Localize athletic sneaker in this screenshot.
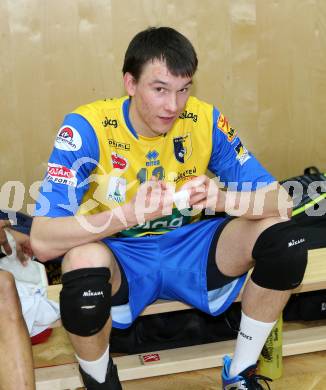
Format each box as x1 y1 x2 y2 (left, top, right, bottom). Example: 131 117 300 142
79 356 122 390
222 355 272 389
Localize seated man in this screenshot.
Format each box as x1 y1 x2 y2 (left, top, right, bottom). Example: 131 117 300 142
0 215 35 390
31 27 308 390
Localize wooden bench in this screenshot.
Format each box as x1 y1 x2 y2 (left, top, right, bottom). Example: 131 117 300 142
35 248 326 390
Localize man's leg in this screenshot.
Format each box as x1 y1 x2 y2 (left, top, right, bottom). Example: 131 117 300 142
61 242 123 389
0 271 35 390
216 217 307 380
217 217 292 320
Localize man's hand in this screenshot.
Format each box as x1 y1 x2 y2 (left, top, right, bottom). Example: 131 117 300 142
179 175 225 212
0 220 33 264
123 175 225 225
10 230 33 265
0 219 13 256
125 176 174 225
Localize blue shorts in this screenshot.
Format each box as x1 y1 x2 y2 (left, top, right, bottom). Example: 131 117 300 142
103 217 247 329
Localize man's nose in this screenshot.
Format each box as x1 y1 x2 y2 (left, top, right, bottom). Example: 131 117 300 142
164 94 177 113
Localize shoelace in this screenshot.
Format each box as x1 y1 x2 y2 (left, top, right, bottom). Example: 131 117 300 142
247 373 272 390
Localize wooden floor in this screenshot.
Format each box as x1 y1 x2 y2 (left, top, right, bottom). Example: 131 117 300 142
111 351 326 389
33 323 326 390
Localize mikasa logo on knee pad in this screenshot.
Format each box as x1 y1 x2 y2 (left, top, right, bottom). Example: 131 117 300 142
83 290 104 297
288 238 305 247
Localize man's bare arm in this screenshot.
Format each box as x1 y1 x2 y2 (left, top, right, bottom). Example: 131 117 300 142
182 176 293 220
31 178 182 261
0 220 12 255
222 182 293 219
30 205 138 261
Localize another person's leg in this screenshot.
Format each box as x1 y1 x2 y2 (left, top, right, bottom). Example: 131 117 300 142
216 217 307 387
60 242 123 389
0 271 35 390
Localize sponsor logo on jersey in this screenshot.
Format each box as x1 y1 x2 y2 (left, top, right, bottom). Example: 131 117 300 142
174 166 197 183
108 139 130 151
145 150 160 167
102 117 118 128
121 207 196 237
124 210 191 236
111 152 128 170
138 216 185 230
217 113 237 142
46 163 77 187
139 353 161 364
173 133 192 163
107 176 126 203
234 142 251 166
55 126 82 151
179 110 198 123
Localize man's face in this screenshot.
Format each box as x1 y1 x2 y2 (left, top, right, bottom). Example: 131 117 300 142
125 60 192 137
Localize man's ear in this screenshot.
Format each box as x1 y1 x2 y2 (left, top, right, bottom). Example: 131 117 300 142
123 72 136 97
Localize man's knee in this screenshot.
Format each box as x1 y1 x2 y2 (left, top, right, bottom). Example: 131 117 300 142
62 242 116 273
60 267 112 336
251 219 308 290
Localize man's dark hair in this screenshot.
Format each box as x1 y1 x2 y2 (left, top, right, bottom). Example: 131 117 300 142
122 27 198 81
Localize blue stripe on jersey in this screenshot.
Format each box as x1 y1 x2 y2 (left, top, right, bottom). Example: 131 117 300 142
34 113 99 217
122 98 138 139
208 108 275 190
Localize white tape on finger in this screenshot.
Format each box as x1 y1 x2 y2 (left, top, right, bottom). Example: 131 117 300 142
173 190 190 210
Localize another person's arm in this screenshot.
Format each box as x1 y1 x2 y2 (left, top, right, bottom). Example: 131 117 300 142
0 219 12 256
0 219 33 263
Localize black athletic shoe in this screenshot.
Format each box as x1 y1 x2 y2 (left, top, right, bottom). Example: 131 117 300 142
222 355 272 389
79 356 122 390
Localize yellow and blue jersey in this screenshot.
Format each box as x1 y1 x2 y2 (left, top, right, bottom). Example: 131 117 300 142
35 95 275 237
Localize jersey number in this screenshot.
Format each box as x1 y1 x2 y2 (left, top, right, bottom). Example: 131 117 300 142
137 167 165 183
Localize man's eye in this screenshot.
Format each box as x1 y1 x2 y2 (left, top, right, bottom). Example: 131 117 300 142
179 88 188 93
155 87 165 92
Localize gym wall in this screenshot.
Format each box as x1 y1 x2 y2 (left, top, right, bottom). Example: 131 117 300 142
0 0 325 212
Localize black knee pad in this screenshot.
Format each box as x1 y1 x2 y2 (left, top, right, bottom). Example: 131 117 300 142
251 220 308 290
60 267 111 337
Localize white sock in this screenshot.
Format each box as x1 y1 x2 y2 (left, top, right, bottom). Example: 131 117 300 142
76 344 110 384
229 311 276 377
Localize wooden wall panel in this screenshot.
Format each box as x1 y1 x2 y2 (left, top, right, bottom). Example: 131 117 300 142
0 0 325 211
